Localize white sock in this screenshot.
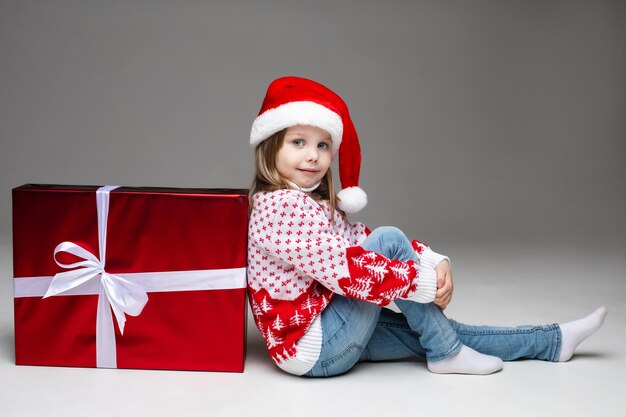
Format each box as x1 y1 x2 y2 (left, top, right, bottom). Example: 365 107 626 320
558 306 608 362
427 345 503 375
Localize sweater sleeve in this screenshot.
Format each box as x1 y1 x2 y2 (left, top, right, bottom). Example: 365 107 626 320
264 194 437 305
411 239 451 269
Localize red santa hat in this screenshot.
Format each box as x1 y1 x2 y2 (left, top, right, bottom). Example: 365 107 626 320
250 76 367 213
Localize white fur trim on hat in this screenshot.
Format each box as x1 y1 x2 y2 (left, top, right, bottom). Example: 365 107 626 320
337 186 368 214
250 101 343 155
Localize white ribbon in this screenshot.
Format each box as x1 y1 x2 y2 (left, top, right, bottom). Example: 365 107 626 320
14 269 246 298
42 186 147 368
14 185 245 369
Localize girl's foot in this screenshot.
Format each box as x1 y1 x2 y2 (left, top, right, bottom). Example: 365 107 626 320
558 306 608 362
427 345 503 375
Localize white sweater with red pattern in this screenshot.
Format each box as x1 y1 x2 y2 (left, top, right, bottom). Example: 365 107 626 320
247 189 449 375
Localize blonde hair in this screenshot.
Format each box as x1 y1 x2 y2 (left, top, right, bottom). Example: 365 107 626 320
248 128 346 223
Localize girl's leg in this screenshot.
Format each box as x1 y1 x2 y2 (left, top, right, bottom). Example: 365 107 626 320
362 307 607 363
361 227 502 374
449 319 561 361
361 309 561 362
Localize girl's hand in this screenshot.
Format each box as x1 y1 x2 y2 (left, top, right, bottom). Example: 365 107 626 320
434 259 453 310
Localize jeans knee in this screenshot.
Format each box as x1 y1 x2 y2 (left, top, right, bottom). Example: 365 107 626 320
370 226 408 243
364 227 413 261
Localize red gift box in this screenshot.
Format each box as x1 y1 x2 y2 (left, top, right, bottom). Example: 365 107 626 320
13 184 248 372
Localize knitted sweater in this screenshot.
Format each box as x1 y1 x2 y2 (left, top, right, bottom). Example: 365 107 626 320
247 189 449 375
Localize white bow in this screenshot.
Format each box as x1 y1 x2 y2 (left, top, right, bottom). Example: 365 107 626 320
45 241 148 335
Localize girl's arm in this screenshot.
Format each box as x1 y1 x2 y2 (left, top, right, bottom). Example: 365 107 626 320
412 239 453 309
434 259 453 309
351 222 454 309
259 193 439 306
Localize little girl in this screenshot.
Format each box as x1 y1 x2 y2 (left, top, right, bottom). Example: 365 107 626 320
247 76 607 377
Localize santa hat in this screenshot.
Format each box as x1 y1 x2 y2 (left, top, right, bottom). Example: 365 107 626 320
250 76 367 213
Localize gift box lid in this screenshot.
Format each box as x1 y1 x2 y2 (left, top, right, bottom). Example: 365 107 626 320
14 183 248 196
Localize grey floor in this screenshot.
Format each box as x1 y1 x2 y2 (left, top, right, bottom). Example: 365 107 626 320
0 241 623 417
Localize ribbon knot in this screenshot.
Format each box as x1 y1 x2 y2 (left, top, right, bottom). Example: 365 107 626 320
44 241 148 335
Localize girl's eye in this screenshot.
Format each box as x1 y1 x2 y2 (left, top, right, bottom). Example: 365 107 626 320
318 142 330 150
292 139 304 146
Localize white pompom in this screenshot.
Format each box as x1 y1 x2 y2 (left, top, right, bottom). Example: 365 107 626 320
337 186 368 213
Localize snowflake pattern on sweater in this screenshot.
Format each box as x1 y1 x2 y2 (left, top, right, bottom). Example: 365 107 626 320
247 189 436 366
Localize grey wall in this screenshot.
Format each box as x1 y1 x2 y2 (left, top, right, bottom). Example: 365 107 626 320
1 0 624 250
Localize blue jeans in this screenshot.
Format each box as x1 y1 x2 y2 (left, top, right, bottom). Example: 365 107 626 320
303 227 562 377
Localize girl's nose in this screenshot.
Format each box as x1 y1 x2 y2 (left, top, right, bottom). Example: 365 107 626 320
305 147 318 162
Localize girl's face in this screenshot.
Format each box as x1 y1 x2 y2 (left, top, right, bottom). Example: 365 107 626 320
276 124 333 189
